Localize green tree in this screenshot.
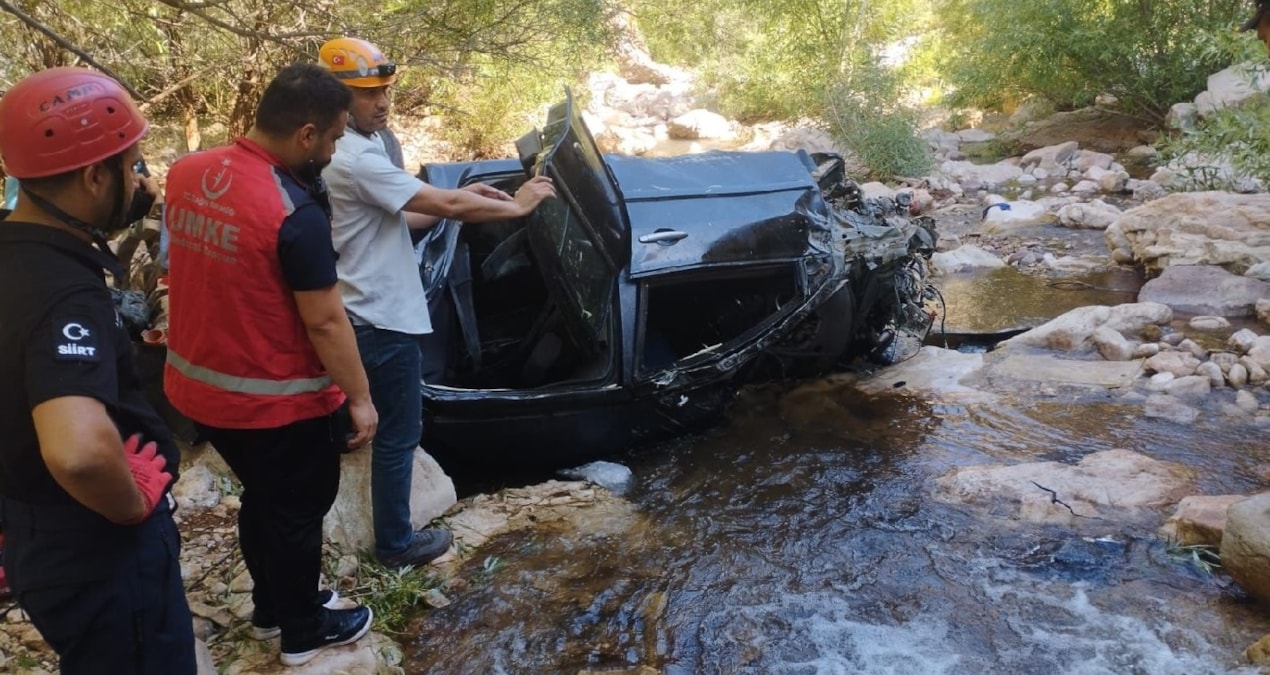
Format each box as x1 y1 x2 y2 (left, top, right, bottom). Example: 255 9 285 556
933 0 1248 122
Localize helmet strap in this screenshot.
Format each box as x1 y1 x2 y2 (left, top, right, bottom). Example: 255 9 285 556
20 167 127 280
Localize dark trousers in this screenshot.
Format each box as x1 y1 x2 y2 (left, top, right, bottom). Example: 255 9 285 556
199 413 340 634
3 499 196 675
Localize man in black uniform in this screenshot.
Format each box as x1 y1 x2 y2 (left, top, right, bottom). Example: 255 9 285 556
0 67 196 674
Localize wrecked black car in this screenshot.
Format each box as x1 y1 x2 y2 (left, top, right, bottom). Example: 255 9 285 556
412 89 937 469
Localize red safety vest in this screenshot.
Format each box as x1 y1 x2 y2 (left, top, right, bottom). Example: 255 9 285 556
162 138 344 429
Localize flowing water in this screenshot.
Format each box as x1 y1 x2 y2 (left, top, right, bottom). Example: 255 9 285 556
403 268 1269 675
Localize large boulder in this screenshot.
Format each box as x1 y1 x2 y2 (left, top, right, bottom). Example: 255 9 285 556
1221 492 1270 606
1107 192 1270 274
324 447 457 554
930 245 1006 274
1138 264 1270 317
1159 495 1246 547
934 448 1193 524
1003 303 1172 352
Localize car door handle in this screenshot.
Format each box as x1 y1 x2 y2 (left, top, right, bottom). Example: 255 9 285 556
638 230 689 245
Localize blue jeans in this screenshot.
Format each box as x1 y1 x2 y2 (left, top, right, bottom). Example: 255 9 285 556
353 325 424 558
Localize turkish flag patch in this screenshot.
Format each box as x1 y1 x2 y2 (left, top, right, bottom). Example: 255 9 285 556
331 55 346 65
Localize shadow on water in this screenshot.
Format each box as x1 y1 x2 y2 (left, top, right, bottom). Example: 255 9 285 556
405 378 1269 674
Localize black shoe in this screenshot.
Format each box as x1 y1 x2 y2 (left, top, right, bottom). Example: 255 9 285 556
251 589 340 640
378 528 454 569
280 605 373 666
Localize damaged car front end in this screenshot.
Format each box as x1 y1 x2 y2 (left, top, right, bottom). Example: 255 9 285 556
414 89 936 470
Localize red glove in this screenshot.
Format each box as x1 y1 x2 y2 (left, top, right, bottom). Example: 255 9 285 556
121 433 173 525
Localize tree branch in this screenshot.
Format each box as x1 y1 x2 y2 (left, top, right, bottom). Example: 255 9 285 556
0 0 142 99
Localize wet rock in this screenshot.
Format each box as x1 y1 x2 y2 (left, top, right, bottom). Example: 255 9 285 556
1230 364 1250 388
1139 265 1270 317
986 353 1142 389
1237 389 1260 412
930 245 1006 274
1144 394 1199 424
558 460 634 495
1221 492 1270 606
1164 375 1212 398
1259 298 1270 325
856 346 987 398
324 446 457 553
934 448 1193 524
1160 495 1246 547
1243 356 1269 384
1246 262 1270 281
1132 343 1160 359
1195 362 1226 388
1227 329 1264 355
1005 303 1171 353
1177 338 1208 360
1160 331 1186 346
1092 326 1134 361
1056 199 1121 230
1248 336 1270 371
1189 316 1232 332
1211 352 1240 372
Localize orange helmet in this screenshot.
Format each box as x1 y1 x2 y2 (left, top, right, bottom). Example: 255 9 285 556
318 38 397 88
0 67 147 179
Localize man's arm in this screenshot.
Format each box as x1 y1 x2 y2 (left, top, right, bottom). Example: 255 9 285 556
32 397 148 523
293 286 377 448
402 175 556 222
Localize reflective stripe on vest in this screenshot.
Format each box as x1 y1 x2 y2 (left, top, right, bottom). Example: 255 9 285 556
166 349 333 396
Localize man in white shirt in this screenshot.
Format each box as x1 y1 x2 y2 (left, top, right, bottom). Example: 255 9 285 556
319 37 555 569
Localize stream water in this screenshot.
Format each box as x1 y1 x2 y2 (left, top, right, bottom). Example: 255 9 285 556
403 268 1269 674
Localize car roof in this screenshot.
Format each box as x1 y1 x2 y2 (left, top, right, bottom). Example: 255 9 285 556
604 150 830 277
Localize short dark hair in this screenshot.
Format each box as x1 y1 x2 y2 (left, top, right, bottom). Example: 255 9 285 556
254 64 351 137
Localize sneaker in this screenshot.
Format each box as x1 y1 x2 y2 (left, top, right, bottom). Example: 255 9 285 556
377 528 453 569
280 605 373 667
250 589 340 640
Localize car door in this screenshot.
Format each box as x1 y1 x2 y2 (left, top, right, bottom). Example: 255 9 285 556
522 87 630 360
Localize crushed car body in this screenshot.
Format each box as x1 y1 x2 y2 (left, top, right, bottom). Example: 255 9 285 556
412 89 936 470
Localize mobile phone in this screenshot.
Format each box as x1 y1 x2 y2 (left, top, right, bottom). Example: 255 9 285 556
332 400 356 451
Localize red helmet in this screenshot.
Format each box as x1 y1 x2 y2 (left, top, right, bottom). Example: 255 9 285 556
0 67 148 179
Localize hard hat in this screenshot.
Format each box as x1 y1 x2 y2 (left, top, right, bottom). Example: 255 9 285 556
318 38 398 88
0 67 148 179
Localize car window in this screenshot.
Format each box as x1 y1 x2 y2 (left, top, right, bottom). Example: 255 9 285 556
529 190 614 347
639 266 800 375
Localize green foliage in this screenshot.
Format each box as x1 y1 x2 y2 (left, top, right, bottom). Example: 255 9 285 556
346 559 442 635
1166 543 1222 574
1159 78 1270 190
631 0 932 176
934 0 1250 122
826 70 932 179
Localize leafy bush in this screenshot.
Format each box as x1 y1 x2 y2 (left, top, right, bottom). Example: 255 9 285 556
1159 84 1270 191
934 0 1249 122
825 71 932 179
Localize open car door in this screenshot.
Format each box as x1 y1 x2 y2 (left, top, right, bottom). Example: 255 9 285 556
523 88 630 358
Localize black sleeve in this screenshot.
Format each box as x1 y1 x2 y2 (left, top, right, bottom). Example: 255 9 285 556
25 286 121 410
277 203 340 291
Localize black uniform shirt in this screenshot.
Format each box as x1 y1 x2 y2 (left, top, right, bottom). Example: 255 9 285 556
0 222 180 506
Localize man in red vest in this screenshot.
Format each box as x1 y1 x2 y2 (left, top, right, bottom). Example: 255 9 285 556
0 67 195 674
163 64 378 667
